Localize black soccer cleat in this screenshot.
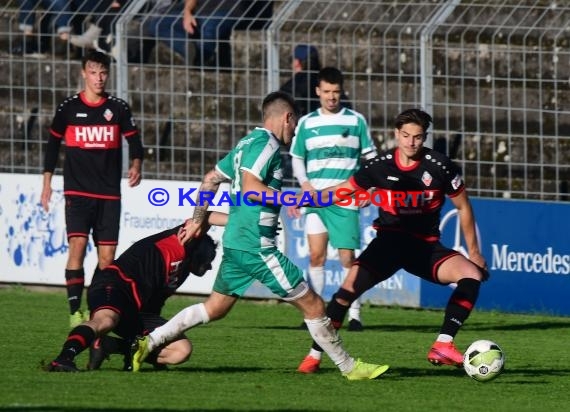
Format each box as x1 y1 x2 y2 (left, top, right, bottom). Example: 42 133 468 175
46 359 79 372
347 318 364 332
87 338 109 370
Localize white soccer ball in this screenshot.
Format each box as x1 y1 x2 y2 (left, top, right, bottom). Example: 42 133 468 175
463 339 505 382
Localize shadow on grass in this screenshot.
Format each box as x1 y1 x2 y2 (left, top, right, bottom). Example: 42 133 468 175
257 319 570 334
0 408 318 412
384 366 465 379
137 365 264 374
257 324 444 333
466 320 570 332
385 365 570 381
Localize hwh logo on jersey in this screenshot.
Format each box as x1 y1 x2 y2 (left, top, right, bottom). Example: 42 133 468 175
75 126 114 142
67 125 120 148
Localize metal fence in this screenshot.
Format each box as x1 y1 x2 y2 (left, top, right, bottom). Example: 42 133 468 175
0 0 569 201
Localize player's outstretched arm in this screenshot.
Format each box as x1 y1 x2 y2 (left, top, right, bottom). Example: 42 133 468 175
178 211 228 245
313 179 357 205
241 171 317 209
207 211 228 227
241 170 277 202
451 190 486 269
179 168 227 245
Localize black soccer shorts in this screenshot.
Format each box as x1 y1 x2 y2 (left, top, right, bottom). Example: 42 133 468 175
65 195 121 245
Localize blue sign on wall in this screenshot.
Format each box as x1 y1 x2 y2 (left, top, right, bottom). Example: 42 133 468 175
422 198 570 316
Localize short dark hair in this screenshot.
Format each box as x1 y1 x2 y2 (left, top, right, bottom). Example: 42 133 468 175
187 234 217 277
394 108 433 134
317 67 344 88
262 91 296 119
82 50 111 70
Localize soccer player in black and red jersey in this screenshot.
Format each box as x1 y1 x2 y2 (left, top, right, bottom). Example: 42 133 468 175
45 212 226 372
40 50 144 328
296 108 489 373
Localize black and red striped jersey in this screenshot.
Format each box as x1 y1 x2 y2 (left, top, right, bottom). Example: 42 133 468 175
350 147 464 240
109 225 198 313
44 91 143 198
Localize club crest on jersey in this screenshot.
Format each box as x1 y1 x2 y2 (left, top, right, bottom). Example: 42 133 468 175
103 108 114 121
421 171 433 186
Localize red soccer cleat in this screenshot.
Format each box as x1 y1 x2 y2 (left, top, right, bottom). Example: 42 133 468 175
297 355 321 374
427 341 463 367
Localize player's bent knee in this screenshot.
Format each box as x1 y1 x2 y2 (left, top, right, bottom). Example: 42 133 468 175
476 265 491 281
89 308 120 333
461 266 489 283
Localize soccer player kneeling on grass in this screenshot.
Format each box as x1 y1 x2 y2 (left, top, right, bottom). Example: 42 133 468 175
45 212 225 372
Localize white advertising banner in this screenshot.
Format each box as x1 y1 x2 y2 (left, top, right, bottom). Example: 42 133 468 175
1 173 96 285
0 173 228 294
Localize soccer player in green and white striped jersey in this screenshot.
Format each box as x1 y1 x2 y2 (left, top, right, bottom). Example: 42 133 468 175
290 68 377 357
131 91 389 380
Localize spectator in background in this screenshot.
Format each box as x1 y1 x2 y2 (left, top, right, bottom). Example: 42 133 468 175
278 45 321 180
69 1 131 55
280 45 352 117
13 0 74 57
144 0 244 68
280 44 322 117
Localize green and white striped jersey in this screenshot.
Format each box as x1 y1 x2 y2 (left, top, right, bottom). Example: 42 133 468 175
216 127 283 251
290 107 375 190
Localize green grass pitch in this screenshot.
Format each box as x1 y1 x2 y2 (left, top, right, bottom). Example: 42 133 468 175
1 286 569 411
